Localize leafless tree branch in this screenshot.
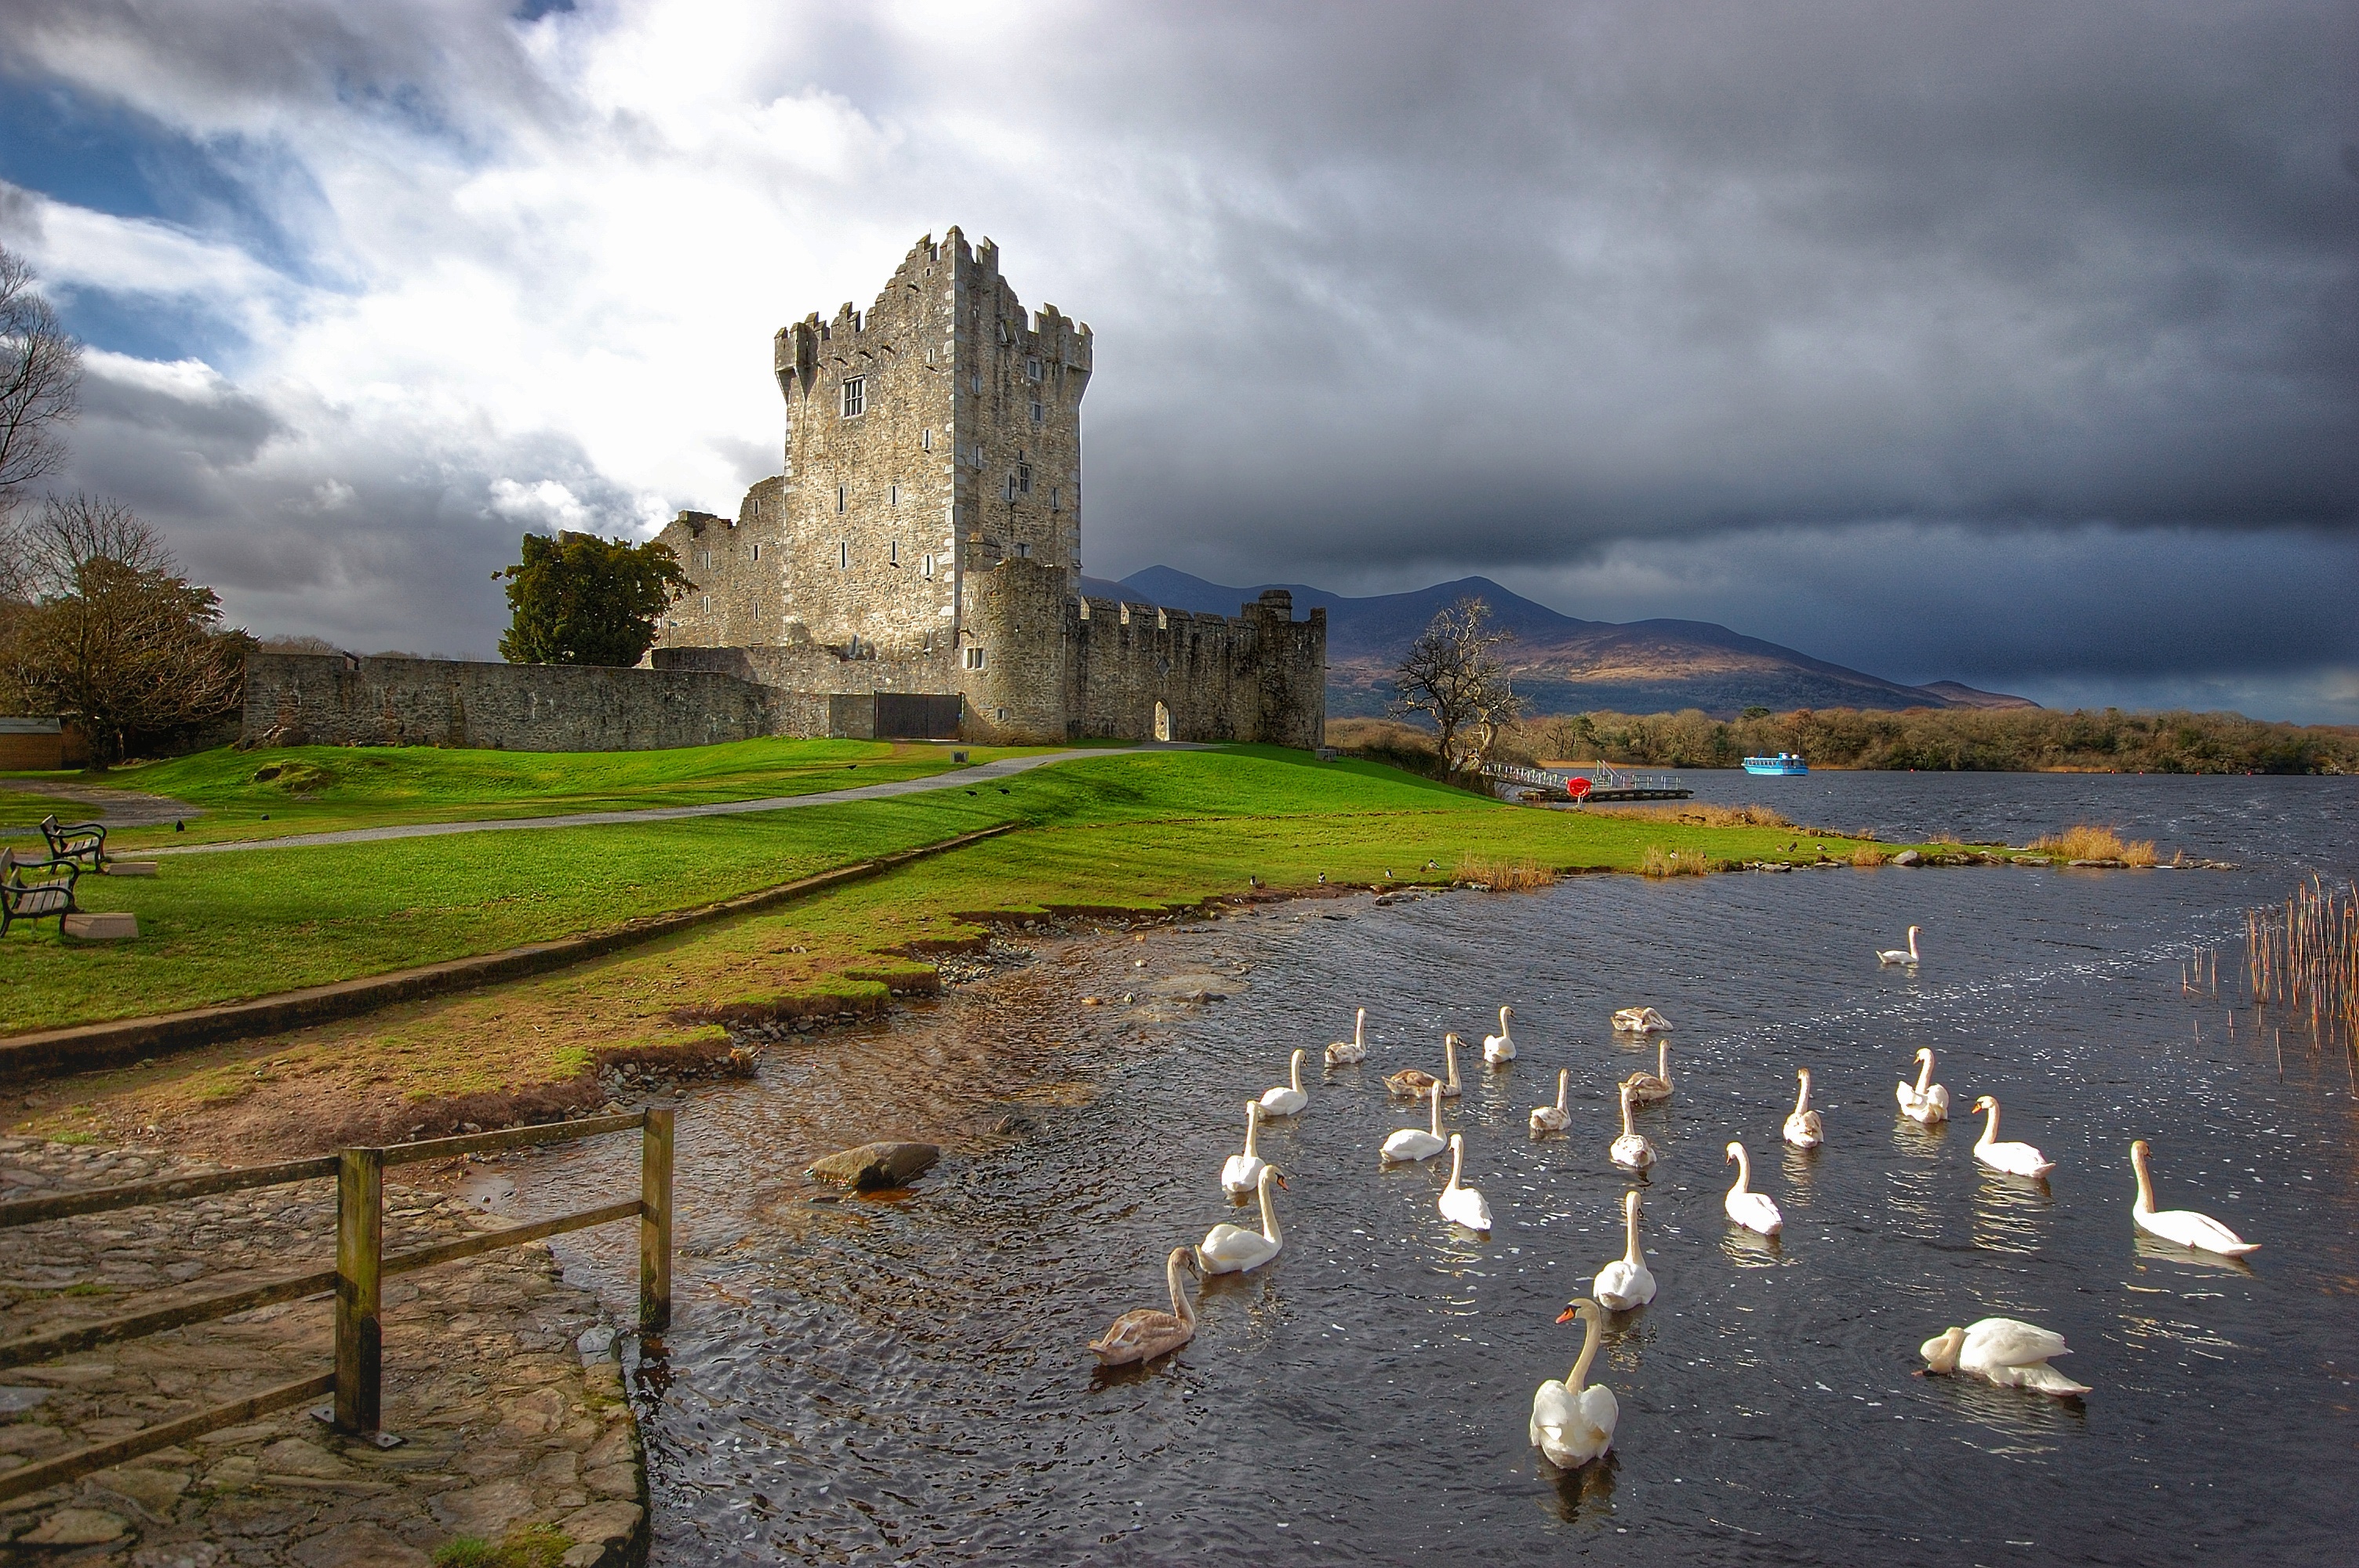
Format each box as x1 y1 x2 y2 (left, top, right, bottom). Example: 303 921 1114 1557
0 245 84 518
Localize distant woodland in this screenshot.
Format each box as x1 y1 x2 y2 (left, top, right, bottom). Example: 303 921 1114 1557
1330 707 2359 775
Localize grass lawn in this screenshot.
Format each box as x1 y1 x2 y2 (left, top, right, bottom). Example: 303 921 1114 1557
5 746 1932 1148
0 736 1052 848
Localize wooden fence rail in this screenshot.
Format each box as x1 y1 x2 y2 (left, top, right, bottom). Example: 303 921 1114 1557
0 1108 671 1503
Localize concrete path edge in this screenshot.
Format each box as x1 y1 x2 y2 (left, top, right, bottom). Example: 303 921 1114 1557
0 822 1016 1086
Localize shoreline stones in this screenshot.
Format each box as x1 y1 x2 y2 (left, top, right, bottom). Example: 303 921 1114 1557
805 1142 940 1191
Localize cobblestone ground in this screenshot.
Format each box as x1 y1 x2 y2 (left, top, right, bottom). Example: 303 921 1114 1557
0 1138 647 1567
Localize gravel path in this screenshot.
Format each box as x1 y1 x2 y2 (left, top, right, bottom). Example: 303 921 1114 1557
0 782 199 833
148 745 1180 857
0 1137 646 1566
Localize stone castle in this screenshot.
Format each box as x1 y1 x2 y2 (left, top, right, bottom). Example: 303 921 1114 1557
238 230 1323 754
645 228 1326 747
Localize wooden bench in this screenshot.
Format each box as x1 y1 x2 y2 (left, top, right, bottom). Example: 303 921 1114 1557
1 848 80 937
38 814 106 869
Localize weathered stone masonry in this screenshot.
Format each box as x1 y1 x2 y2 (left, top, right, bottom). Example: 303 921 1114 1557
650 228 1325 749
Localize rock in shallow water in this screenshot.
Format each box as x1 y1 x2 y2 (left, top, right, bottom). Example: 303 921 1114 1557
806 1142 940 1191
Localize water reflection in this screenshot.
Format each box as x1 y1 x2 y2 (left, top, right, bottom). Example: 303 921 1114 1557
2131 1232 2259 1276
1969 1170 2054 1254
1720 1227 1786 1268
1536 1449 1620 1521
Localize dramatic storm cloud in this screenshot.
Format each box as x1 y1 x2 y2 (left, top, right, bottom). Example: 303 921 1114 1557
2 1 2354 714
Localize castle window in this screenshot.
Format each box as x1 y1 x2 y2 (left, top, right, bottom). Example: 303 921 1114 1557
971 375 983 394
1016 542 1031 558
1017 462 1032 494
1049 487 1060 511
890 538 900 565
841 377 864 417
750 543 760 561
922 552 936 579
963 646 987 670
1026 357 1041 381
1030 401 1043 425
889 484 899 506
921 428 932 451
836 485 846 514
838 539 848 568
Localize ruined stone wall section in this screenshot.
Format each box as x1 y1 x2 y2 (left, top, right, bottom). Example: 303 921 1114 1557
241 653 778 753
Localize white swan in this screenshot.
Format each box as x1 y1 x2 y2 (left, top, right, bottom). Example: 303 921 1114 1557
1439 1133 1492 1232
1383 1080 1448 1163
1609 1080 1656 1171
1528 1067 1570 1134
1089 1247 1200 1366
1877 924 1923 967
1324 1007 1369 1067
1723 1141 1783 1234
1483 1004 1517 1065
1621 1038 1672 1105
1611 1006 1670 1034
1220 1101 1266 1196
1896 1047 1950 1124
2130 1138 2258 1256
1259 1047 1309 1118
1198 1164 1288 1274
1783 1067 1823 1149
1530 1298 1618 1468
1970 1095 2055 1178
1920 1317 2089 1396
1384 1033 1462 1100
1592 1189 1656 1310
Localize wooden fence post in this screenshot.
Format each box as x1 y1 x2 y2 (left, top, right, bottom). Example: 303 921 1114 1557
640 1109 674 1332
333 1146 383 1432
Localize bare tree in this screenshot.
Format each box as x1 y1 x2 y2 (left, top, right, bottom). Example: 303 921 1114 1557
0 245 83 520
1390 595 1523 778
0 496 250 763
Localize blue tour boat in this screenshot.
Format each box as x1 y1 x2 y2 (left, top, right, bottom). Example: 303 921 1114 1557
1742 753 1808 775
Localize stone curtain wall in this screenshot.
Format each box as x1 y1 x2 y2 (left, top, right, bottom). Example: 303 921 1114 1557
241 652 780 752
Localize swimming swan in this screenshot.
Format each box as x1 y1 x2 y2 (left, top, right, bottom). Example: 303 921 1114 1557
1783 1067 1823 1149
1896 1047 1950 1124
1383 1080 1448 1163
1220 1101 1266 1197
1920 1317 2089 1396
1439 1134 1492 1232
1592 1189 1657 1310
1723 1142 1783 1234
1621 1038 1672 1105
1325 1007 1369 1067
2130 1138 2258 1256
1609 1080 1657 1171
1483 1005 1517 1065
1198 1164 1288 1274
1259 1048 1310 1118
1385 1033 1463 1100
1089 1247 1200 1366
1612 1007 1670 1034
1970 1095 2055 1178
1877 925 1923 967
1530 1298 1618 1468
1529 1067 1571 1134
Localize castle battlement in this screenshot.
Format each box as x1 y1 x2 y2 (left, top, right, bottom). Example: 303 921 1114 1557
655 230 1320 748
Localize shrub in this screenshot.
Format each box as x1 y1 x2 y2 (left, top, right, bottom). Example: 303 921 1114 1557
1851 844 1888 866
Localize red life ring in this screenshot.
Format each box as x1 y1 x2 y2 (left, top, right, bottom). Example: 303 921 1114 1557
1567 777 1594 799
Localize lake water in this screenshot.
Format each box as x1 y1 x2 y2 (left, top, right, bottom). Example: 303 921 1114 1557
499 772 2359 1564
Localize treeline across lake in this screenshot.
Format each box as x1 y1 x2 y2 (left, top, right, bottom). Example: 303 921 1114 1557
1504 706 2358 774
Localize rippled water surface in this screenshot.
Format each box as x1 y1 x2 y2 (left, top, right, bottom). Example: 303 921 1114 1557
503 774 2359 1564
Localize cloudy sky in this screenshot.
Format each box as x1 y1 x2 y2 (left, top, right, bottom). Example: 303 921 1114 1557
2 0 2354 718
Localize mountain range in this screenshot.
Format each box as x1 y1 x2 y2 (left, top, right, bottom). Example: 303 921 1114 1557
1081 567 2034 719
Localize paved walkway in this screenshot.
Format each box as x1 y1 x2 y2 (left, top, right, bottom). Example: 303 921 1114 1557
151 746 1181 857
0 1137 645 1566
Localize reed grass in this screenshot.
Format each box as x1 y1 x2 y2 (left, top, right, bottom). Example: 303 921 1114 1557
1850 844 1889 866
1638 844 1709 877
2245 877 2359 1051
1587 802 1791 828
1456 855 1557 891
2028 823 2157 864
